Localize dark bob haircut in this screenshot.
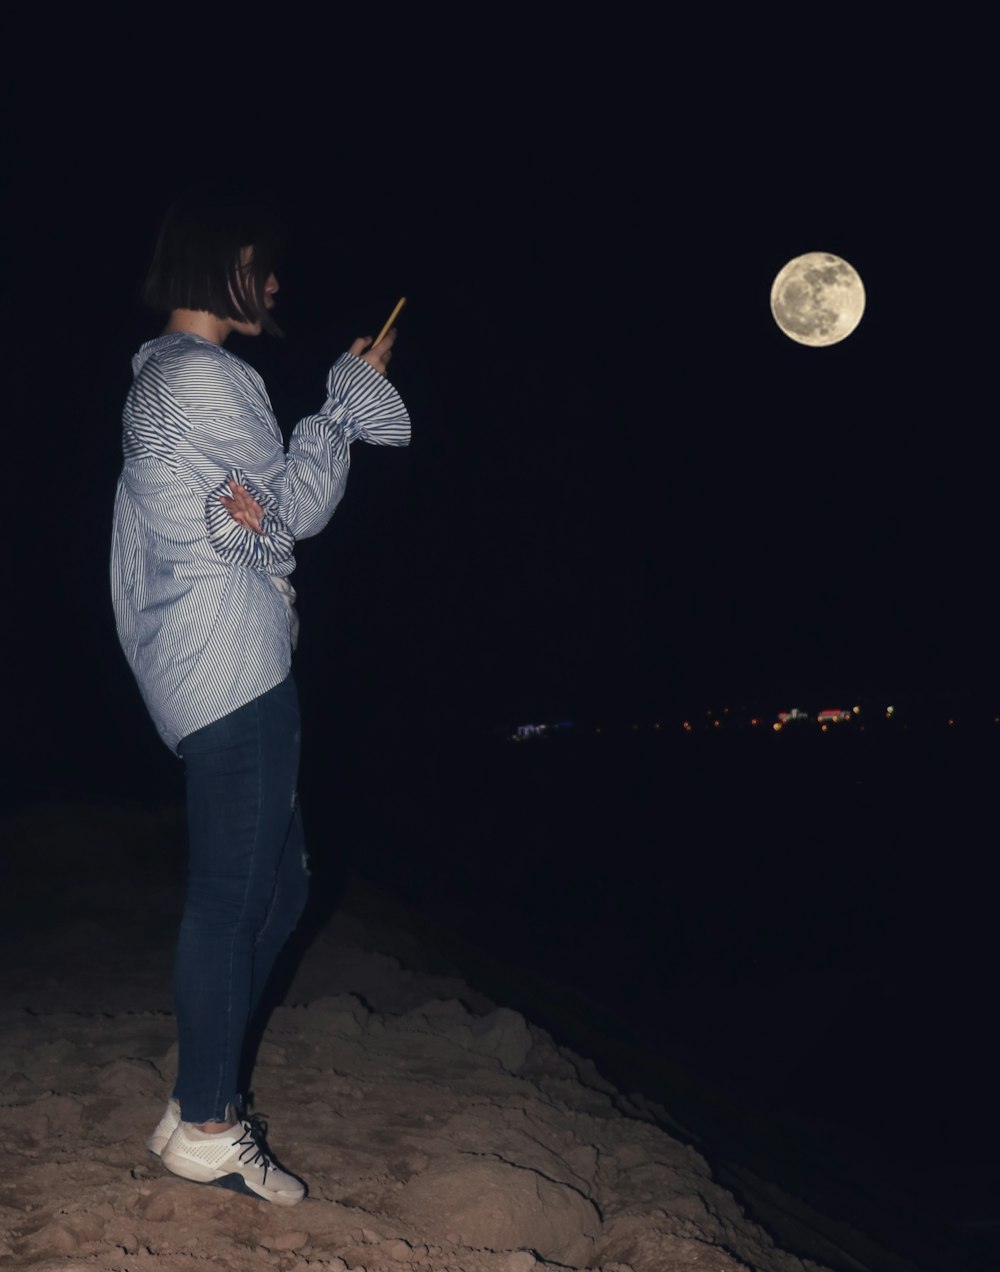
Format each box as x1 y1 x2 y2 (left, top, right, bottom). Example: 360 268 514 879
142 185 284 337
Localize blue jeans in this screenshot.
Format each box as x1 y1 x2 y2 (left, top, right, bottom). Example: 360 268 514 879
173 675 309 1123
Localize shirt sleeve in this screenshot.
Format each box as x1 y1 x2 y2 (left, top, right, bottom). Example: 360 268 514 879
156 344 410 546
279 352 411 539
203 467 297 570
125 348 296 572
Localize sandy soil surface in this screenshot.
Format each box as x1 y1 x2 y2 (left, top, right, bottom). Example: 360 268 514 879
0 804 834 1272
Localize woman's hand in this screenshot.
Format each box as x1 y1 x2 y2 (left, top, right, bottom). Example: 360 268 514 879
220 480 264 533
350 326 397 376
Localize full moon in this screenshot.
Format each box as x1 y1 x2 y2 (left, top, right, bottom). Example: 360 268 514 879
770 252 865 347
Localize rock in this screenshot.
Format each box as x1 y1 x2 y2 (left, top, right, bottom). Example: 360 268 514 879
304 995 369 1035
391 1157 599 1268
470 1008 534 1074
21 1212 104 1258
262 1230 309 1250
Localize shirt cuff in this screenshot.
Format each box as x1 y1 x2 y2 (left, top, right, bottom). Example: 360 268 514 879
204 468 296 570
321 353 411 447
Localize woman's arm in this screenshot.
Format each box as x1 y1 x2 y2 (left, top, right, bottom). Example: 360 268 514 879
123 347 296 572
158 341 409 545
205 468 295 567
279 350 410 540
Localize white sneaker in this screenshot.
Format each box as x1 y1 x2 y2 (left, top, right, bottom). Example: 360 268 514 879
160 1116 306 1206
147 1098 243 1156
147 1098 180 1157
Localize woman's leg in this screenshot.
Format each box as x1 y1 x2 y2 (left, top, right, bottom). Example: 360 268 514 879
238 795 310 1098
248 795 310 1018
172 676 307 1125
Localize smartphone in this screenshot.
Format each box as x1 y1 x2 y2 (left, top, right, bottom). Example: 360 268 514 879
372 297 407 348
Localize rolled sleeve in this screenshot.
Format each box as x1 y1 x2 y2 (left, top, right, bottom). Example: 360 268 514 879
204 468 296 571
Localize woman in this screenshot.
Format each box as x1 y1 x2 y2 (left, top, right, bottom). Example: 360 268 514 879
110 187 410 1205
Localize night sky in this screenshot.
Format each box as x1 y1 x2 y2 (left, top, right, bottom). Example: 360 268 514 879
4 20 994 799
5 26 1000 1266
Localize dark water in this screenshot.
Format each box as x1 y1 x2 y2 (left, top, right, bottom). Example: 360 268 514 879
315 721 1000 1272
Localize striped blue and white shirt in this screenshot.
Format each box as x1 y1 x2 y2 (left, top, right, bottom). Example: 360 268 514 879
110 332 410 753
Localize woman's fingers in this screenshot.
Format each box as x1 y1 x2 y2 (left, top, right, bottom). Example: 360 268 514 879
348 328 397 375
221 482 264 532
359 327 397 376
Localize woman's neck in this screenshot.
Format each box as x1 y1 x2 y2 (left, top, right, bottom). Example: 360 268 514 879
162 309 230 345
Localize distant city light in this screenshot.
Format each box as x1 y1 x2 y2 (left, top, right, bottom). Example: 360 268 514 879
500 700 992 743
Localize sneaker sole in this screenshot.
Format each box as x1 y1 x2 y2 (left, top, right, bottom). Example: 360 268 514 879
159 1157 305 1206
213 1172 305 1204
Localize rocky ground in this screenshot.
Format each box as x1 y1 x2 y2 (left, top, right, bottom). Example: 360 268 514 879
0 801 838 1272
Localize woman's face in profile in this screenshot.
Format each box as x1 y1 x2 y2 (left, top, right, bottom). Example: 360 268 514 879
229 247 279 337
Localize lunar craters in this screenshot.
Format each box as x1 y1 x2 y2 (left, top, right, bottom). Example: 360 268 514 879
770 251 865 346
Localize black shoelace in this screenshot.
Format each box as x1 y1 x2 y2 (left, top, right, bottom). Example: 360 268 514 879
230 1115 273 1183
